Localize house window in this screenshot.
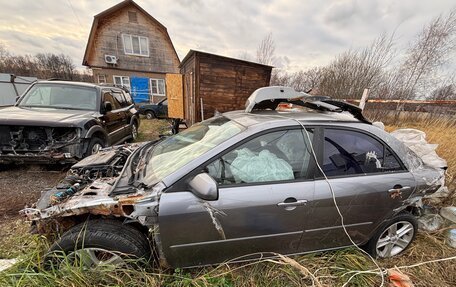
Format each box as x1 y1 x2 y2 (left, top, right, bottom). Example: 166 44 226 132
113 76 130 89
122 34 149 56
150 78 165 96
98 75 106 84
128 11 138 23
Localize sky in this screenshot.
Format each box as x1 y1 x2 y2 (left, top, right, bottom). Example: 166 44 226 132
0 0 454 72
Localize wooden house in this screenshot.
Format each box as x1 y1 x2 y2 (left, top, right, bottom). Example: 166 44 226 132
170 50 273 125
82 0 180 103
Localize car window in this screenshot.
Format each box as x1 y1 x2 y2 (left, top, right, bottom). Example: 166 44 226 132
162 99 168 105
122 91 134 105
322 128 403 177
112 91 128 108
103 91 121 110
206 129 314 185
19 84 97 111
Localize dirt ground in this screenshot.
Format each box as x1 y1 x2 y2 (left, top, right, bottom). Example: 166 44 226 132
0 165 66 221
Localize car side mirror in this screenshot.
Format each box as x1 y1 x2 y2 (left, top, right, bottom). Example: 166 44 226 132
189 173 218 201
103 101 113 113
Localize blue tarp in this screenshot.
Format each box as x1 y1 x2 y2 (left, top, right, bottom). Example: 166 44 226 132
130 77 149 103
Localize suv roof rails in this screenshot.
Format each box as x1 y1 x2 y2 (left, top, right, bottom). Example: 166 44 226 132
245 86 371 124
98 83 131 93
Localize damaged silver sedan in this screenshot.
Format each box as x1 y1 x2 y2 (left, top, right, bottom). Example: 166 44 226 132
22 87 446 269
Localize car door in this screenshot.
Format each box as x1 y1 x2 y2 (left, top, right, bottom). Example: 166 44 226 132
301 127 416 251
100 90 125 144
159 99 168 118
158 128 317 267
111 90 130 139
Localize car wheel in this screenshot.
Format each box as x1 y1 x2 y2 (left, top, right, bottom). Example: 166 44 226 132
46 219 151 269
131 122 138 141
366 213 417 258
145 111 155 120
85 137 104 157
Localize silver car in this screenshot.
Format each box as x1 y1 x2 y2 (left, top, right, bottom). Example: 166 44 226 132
23 87 444 269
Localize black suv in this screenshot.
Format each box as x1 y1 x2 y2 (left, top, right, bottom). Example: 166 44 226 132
0 80 140 164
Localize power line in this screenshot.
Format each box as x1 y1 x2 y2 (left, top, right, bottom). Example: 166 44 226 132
66 0 83 27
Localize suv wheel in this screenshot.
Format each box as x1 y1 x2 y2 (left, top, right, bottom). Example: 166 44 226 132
366 213 417 258
131 122 138 141
46 219 151 269
85 137 104 157
145 111 155 119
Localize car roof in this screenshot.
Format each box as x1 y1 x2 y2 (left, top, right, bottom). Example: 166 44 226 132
35 80 99 88
34 81 129 91
224 108 364 128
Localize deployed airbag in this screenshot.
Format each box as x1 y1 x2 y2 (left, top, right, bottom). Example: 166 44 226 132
230 148 294 183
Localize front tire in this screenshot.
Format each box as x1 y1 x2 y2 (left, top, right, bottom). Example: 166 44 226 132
131 122 138 141
366 213 417 258
145 111 155 119
85 137 104 157
46 219 151 269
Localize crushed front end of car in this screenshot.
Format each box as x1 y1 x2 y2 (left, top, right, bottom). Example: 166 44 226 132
0 125 85 164
21 141 163 233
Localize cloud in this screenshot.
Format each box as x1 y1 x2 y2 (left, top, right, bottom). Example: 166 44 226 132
0 0 454 73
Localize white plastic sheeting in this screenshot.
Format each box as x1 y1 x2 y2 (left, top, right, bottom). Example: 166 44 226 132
230 148 294 183
390 129 447 170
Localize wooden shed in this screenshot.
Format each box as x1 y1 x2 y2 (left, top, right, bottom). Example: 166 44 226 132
170 50 273 125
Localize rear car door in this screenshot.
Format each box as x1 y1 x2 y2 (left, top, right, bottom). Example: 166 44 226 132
101 90 125 144
302 127 416 251
158 128 316 267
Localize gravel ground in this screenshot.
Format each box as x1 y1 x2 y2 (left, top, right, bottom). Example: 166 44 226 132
0 165 66 221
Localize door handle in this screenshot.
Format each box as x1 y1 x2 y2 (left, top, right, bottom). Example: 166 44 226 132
388 186 411 193
277 200 308 207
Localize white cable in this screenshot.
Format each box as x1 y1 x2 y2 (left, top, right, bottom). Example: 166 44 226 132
297 119 386 287
252 112 386 286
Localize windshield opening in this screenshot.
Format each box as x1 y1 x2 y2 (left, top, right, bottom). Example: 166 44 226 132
19 84 98 111
144 116 244 185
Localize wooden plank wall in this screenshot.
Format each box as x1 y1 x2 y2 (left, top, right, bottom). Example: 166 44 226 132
196 54 272 122
166 74 184 118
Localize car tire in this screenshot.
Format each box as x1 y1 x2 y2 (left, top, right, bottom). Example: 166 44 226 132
365 213 417 258
145 111 155 120
46 219 151 269
85 137 104 157
131 122 138 142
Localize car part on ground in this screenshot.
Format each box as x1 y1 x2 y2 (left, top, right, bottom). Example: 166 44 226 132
0 80 140 164
21 86 447 269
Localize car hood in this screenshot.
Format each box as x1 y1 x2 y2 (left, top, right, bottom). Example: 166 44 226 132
0 106 100 127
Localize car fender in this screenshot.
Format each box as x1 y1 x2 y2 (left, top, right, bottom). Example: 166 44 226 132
130 114 140 127
85 125 108 142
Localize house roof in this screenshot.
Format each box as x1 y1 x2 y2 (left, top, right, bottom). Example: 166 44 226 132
82 0 180 66
179 50 274 69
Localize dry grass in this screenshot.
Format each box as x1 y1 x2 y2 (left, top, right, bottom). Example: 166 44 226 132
1 116 455 286
136 118 172 142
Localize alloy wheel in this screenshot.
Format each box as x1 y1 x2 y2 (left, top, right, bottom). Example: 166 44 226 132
376 221 414 258
91 143 102 154
69 248 125 269
132 124 138 140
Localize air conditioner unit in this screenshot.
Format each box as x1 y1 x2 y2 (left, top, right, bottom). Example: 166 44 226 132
104 55 118 64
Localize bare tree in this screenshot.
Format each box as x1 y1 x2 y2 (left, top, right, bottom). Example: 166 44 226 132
256 33 276 66
388 9 456 99
0 46 92 82
318 33 395 99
